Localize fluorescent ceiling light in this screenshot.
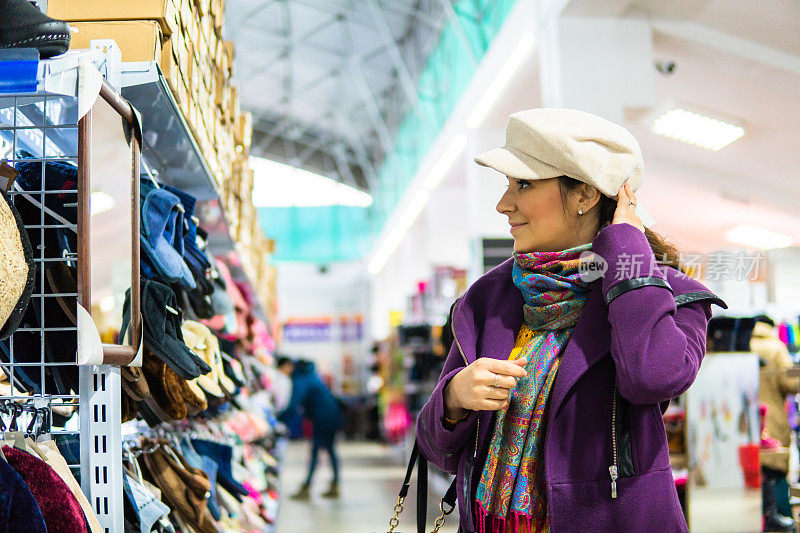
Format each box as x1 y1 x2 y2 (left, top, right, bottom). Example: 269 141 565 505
368 225 408 275
398 189 430 229
369 189 432 274
251 156 373 207
651 107 744 151
90 191 115 216
466 32 536 129
726 224 793 250
423 134 467 189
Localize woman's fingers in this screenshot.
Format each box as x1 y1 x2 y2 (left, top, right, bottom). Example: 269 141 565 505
483 385 510 401
625 183 637 207
478 398 509 411
618 182 629 203
483 358 528 378
612 181 645 233
494 374 518 390
477 369 518 389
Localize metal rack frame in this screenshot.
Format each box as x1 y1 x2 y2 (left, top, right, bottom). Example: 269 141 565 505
0 67 143 532
77 80 142 365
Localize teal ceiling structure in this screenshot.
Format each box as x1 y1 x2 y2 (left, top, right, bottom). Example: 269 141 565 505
228 0 518 263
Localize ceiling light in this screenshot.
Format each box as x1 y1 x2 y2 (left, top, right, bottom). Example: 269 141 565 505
90 191 115 216
250 156 373 207
398 189 430 229
467 33 536 129
725 224 793 250
368 225 407 275
651 107 744 151
368 189 432 275
423 134 467 189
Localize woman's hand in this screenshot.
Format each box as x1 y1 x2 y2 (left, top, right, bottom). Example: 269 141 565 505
612 182 645 233
443 357 528 419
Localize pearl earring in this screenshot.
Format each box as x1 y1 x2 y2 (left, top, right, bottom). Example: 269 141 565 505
578 209 583 215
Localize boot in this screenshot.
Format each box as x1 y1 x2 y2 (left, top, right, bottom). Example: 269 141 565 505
763 472 796 532
289 483 311 501
0 0 71 58
321 481 339 499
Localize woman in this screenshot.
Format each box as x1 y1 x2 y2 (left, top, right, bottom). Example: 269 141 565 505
416 108 726 533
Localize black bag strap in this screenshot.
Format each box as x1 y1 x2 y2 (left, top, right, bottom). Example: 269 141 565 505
399 441 419 499
417 452 428 533
389 440 457 533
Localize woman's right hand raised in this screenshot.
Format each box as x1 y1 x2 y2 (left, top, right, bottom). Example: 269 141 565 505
443 357 528 419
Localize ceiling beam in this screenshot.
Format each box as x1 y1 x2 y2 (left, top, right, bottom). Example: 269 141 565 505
356 0 444 31
332 143 359 188
287 0 444 32
350 59 395 154
253 126 367 171
365 0 436 130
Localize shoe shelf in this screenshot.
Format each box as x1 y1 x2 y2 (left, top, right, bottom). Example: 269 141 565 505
120 61 217 202
118 61 268 320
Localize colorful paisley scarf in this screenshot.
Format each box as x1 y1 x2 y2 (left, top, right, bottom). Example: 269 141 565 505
474 242 593 533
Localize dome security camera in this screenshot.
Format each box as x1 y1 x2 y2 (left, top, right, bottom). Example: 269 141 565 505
656 61 677 75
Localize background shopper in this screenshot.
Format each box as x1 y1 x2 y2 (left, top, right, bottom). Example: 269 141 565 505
752 314 799 531
279 358 344 500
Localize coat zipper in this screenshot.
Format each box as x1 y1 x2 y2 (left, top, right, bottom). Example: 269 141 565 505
451 318 479 460
610 384 619 499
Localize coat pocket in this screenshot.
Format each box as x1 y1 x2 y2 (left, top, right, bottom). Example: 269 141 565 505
549 468 687 532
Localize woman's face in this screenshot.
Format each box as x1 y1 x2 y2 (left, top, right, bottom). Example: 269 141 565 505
496 176 600 253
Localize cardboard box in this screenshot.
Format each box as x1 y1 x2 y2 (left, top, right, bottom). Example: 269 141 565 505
69 21 163 62
48 0 178 36
228 87 240 125
212 38 224 70
223 41 235 71
235 111 252 147
200 14 213 47
186 12 199 44
178 77 191 117
214 68 228 108
212 0 225 35
240 168 254 200
167 0 182 34
160 37 181 94
200 54 215 92
179 0 195 29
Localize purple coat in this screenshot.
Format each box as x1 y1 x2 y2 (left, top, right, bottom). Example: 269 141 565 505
417 223 725 532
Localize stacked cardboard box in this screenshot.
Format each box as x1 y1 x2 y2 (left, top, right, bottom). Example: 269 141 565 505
53 0 269 305
54 0 253 196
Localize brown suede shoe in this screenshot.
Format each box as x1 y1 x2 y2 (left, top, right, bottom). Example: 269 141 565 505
141 440 219 533
142 352 187 421
175 371 207 416
121 388 138 423
121 363 175 424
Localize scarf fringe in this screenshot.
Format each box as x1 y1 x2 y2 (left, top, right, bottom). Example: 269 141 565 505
475 501 548 533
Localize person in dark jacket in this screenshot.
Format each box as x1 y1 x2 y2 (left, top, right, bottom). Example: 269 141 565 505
279 358 344 500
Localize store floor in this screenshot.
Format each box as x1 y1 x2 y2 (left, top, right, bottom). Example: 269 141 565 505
688 486 761 532
277 440 459 533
